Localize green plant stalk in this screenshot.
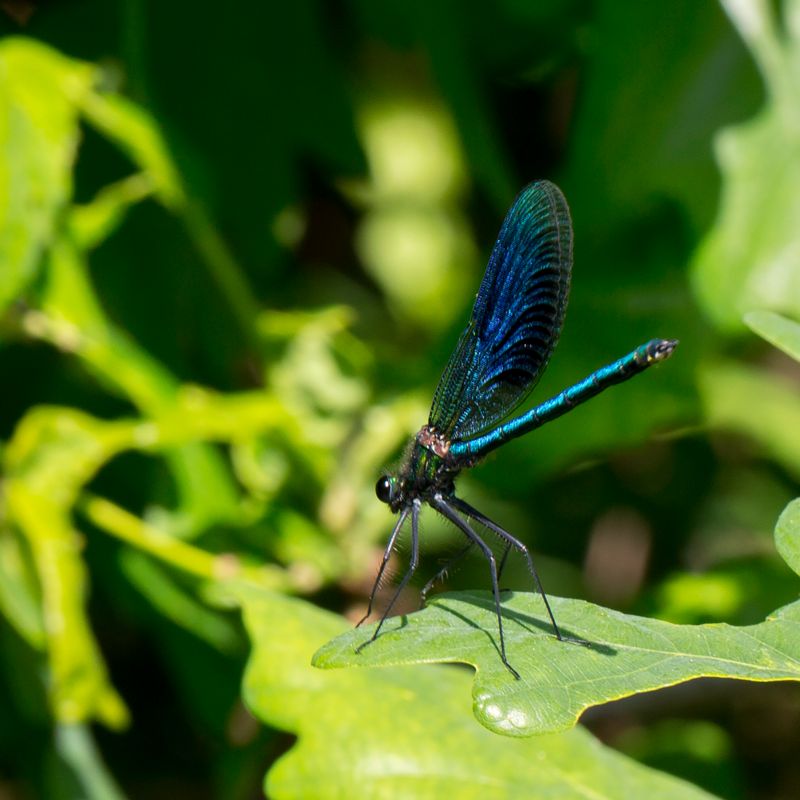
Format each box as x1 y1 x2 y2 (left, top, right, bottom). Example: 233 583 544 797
55 723 128 800
77 79 262 351
34 234 243 533
181 200 263 353
79 493 290 591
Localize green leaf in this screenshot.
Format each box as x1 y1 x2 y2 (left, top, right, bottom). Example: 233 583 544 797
745 310 800 362
698 361 800 480
314 590 800 738
0 389 297 727
564 1 753 232
0 523 45 647
775 498 800 578
35 234 243 537
3 407 136 728
692 0 800 330
239 587 716 799
0 37 94 313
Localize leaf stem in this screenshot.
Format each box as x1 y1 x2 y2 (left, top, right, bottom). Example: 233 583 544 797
55 723 127 800
78 493 289 590
181 200 263 354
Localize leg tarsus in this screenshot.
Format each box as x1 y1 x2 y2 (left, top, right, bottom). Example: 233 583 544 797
450 496 563 641
432 495 519 678
356 508 409 628
356 500 421 654
420 541 474 607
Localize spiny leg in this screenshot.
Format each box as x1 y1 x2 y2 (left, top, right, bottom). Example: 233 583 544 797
420 538 512 609
356 507 409 628
431 495 520 680
450 495 565 642
497 541 512 583
420 541 474 607
356 500 420 653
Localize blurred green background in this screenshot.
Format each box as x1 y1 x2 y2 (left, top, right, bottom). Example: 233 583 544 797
2 0 800 798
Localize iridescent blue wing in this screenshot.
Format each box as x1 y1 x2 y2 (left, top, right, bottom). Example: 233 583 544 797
428 180 572 442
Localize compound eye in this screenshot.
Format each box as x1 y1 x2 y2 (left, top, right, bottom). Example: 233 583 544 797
375 475 395 504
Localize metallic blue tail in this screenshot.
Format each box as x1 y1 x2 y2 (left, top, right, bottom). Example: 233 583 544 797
450 338 678 460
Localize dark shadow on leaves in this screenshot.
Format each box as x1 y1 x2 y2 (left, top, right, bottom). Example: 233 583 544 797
352 613 411 656
435 592 618 657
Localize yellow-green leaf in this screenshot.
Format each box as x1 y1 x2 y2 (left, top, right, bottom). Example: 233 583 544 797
3 407 136 728
0 37 94 312
692 1 800 330
776 498 800 578
240 587 715 799
314 590 800 737
745 310 800 363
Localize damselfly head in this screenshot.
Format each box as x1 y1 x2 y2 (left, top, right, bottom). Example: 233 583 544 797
375 474 399 506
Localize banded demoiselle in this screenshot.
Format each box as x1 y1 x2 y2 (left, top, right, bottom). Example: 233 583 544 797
358 180 677 678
